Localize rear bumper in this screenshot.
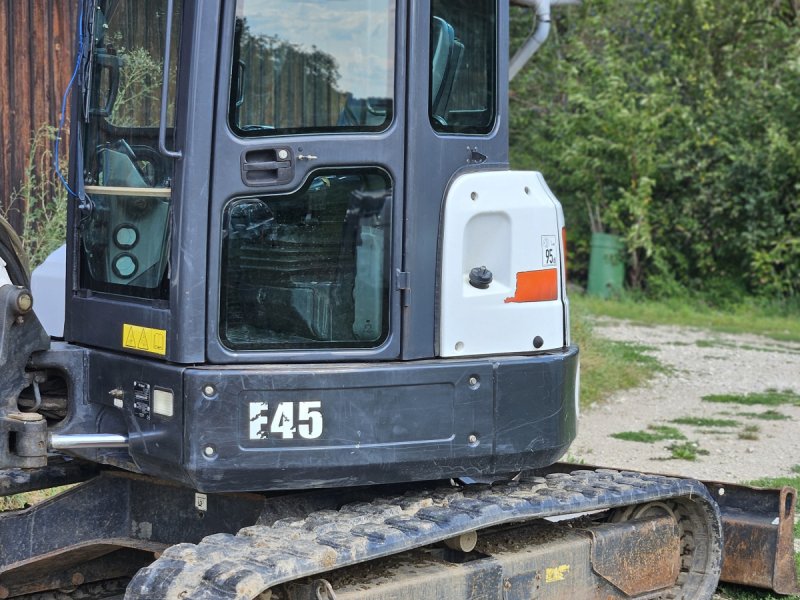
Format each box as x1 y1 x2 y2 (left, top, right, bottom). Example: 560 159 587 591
37 343 578 493
181 346 579 492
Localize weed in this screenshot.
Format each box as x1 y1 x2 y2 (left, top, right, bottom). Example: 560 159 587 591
737 410 791 421
563 454 587 465
612 425 685 443
670 416 738 428
2 123 68 269
695 338 800 356
0 486 72 512
703 390 800 407
715 583 800 600
695 339 718 348
737 424 761 441
667 441 708 461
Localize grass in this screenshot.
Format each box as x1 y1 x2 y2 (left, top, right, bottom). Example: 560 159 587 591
696 338 800 357
670 416 739 428
703 389 800 407
717 585 800 600
737 410 791 421
666 441 709 461
572 293 800 343
0 487 70 512
611 425 685 443
571 300 666 408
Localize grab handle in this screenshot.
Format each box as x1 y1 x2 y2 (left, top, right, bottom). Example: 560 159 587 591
158 0 182 159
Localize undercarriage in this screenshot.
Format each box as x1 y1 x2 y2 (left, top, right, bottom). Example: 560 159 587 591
1 461 797 599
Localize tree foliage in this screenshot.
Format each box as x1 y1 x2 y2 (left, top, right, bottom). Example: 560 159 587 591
510 0 800 298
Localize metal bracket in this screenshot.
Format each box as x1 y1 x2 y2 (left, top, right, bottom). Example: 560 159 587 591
0 415 47 469
0 285 50 469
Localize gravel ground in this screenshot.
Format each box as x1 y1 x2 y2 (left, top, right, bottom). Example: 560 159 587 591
571 318 800 482
570 318 800 599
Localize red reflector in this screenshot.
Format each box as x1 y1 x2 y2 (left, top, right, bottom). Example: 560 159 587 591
505 269 559 303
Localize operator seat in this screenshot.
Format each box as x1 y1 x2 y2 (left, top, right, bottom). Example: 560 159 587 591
431 17 464 124
98 141 150 188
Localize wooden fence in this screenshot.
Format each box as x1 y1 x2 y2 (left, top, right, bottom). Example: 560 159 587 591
0 1 76 232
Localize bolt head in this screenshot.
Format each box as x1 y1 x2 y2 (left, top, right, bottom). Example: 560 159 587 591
16 292 33 313
203 445 215 457
277 149 289 160
468 376 479 387
203 385 215 396
468 434 478 444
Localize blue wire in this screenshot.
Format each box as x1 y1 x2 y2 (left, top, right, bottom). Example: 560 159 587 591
54 1 85 198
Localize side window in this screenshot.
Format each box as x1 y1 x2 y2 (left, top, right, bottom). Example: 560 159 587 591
430 0 497 134
79 0 182 299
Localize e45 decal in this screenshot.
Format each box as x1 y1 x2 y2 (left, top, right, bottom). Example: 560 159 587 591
249 401 323 440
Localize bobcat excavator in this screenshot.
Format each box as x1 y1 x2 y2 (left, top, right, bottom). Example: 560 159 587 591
0 0 797 598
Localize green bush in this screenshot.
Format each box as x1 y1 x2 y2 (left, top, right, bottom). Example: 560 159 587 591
511 0 800 299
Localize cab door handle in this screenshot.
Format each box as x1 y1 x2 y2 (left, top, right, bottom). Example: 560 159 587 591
241 148 294 186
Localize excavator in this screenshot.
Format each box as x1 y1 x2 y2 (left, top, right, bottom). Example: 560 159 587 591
0 0 797 598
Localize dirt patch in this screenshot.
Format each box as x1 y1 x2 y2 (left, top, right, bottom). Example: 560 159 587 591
570 318 800 483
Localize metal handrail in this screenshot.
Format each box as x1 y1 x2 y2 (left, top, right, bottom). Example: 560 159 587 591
158 0 182 159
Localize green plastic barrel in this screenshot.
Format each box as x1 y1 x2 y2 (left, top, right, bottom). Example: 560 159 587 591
587 232 625 298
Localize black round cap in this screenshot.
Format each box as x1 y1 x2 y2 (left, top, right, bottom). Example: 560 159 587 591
469 266 493 289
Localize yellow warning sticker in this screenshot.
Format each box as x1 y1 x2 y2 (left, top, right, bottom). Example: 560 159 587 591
122 324 167 356
545 564 570 583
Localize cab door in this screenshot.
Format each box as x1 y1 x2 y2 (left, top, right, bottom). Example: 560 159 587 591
206 0 406 363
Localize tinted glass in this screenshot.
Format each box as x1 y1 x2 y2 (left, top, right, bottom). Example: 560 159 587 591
80 0 182 299
230 0 396 136
221 170 392 350
430 0 496 134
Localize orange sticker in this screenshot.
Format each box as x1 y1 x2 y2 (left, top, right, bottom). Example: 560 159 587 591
505 269 558 303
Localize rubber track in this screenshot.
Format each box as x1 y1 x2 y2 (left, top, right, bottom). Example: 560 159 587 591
125 469 722 599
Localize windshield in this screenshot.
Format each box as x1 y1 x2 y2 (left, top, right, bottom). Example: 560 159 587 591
229 0 396 136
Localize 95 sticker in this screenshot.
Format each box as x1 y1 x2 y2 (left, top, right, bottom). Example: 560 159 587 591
541 235 558 267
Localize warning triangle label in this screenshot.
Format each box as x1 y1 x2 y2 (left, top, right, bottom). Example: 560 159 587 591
122 324 167 356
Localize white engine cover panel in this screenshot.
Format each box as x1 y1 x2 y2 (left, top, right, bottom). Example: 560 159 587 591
0 257 13 288
31 244 67 338
439 171 564 357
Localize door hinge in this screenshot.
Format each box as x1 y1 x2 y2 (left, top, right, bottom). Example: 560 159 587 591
396 270 411 306
395 270 410 291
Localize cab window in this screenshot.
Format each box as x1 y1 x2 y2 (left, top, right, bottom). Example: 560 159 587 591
79 0 182 300
430 0 497 134
229 0 396 136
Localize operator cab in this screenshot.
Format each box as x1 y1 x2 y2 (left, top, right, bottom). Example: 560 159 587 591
70 0 500 364
53 0 575 492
